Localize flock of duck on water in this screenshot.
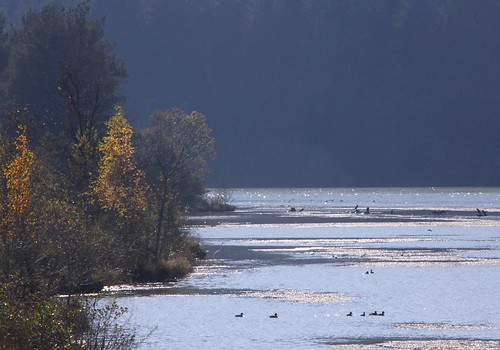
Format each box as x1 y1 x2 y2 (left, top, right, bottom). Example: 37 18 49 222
289 205 490 217
234 311 385 318
346 311 384 316
235 269 384 319
234 312 278 318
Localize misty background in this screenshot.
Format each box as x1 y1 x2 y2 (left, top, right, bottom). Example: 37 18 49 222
3 0 500 187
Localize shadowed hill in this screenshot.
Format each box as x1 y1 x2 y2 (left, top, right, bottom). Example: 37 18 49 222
5 0 499 187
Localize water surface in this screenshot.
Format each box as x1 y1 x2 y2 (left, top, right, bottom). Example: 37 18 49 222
111 188 500 349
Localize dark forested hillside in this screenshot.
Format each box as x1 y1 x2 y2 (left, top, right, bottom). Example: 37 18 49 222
4 0 499 187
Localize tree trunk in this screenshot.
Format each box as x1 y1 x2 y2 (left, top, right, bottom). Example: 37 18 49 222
155 185 168 259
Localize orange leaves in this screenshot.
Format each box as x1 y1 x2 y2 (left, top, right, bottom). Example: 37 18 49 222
1 125 36 242
91 106 148 222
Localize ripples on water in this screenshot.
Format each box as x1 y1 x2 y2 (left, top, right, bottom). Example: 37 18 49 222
333 339 500 349
115 188 500 349
242 289 353 304
225 187 500 212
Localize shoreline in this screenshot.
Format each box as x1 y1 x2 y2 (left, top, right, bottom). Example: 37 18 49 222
190 207 500 227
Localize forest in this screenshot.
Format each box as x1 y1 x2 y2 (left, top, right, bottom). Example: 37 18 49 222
3 0 500 187
57 0 500 187
0 3 219 348
1 0 499 347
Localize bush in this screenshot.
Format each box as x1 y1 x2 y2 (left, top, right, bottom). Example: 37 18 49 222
133 257 193 282
0 281 76 349
163 257 193 279
75 297 139 350
192 189 236 212
0 281 141 350
183 239 207 259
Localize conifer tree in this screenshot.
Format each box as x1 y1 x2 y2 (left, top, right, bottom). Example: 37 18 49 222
91 106 148 223
1 125 35 243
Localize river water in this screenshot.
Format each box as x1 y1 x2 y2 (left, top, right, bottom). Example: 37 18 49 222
110 188 500 349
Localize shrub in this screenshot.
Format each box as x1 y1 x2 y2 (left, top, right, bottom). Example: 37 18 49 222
0 281 141 350
133 257 193 282
75 297 139 350
183 239 207 260
0 281 75 349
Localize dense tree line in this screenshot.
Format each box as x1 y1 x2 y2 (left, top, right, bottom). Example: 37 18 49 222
80 0 498 187
4 0 498 186
0 3 216 348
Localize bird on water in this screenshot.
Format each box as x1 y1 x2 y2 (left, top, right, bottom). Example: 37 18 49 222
213 242 224 259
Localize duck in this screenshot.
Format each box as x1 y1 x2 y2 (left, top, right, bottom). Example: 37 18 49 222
369 311 385 316
360 312 365 316
346 312 353 316
269 313 279 318
235 313 244 317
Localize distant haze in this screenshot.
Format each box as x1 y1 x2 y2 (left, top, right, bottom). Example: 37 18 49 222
6 0 500 187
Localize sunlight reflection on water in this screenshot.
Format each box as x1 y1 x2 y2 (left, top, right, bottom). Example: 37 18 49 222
117 188 500 349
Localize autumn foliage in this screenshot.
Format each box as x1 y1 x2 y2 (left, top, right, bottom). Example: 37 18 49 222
0 125 36 243
91 106 148 222
0 105 212 348
0 3 214 348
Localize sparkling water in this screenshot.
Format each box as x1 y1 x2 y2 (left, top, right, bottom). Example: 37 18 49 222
112 188 500 349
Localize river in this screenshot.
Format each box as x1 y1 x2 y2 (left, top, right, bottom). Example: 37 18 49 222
108 188 500 349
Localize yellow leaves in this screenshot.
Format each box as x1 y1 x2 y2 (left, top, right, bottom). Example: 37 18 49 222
91 106 148 223
1 125 36 242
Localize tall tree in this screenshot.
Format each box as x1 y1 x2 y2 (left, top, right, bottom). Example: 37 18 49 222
0 11 10 116
0 11 8 73
137 108 215 258
4 2 126 192
0 125 35 244
6 2 126 134
139 108 215 203
91 106 148 224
